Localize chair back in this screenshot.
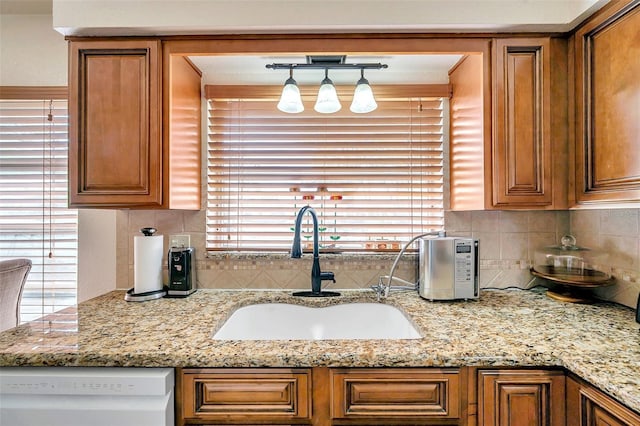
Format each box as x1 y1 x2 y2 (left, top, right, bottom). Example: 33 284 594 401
0 258 32 332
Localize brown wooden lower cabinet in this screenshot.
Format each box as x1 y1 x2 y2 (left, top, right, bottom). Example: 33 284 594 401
177 367 466 426
177 368 313 425
177 367 640 426
566 375 640 426
477 369 565 426
330 368 464 424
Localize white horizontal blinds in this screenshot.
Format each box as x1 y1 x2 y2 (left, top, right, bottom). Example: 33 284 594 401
206 91 444 252
0 96 77 322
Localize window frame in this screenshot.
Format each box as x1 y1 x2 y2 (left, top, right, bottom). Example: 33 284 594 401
205 84 450 253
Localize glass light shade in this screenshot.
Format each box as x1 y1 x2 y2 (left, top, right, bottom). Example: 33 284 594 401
314 77 341 114
350 77 377 113
277 77 304 113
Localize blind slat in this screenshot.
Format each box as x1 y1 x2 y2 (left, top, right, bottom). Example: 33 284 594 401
0 97 77 323
207 95 444 252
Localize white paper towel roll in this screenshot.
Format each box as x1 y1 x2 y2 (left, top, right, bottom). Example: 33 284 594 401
134 234 164 294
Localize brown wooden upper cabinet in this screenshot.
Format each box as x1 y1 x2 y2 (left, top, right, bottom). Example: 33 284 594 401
492 38 568 209
68 40 201 209
573 0 640 205
449 37 568 210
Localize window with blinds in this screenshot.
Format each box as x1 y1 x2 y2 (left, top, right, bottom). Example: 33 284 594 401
206 85 446 252
0 91 77 322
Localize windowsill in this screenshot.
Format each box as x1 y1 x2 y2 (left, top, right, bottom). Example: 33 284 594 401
205 251 418 262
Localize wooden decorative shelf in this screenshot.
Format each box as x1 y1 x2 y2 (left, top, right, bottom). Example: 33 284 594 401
530 266 615 303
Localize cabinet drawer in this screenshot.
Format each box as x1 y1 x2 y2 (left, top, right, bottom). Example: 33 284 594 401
330 368 461 419
179 368 312 424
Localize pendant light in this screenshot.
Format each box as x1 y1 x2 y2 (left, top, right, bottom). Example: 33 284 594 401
350 69 378 113
277 68 304 113
314 69 341 114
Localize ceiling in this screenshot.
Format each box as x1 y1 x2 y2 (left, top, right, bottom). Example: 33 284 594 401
48 0 609 36
189 54 464 85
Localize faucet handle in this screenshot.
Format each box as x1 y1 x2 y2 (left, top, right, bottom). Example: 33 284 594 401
320 271 336 283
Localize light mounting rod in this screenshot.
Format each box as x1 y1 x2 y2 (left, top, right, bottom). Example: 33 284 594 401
266 63 388 71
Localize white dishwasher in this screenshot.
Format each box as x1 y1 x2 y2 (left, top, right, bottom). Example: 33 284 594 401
0 367 174 426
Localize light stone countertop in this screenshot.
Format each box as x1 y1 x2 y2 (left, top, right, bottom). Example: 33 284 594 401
0 288 638 413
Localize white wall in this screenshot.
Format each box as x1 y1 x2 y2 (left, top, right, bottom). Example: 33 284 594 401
77 210 117 302
0 11 117 300
0 14 66 85
5 3 638 309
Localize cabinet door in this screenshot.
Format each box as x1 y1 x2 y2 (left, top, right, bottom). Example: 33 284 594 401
69 39 162 207
478 369 565 426
330 368 462 421
492 38 554 208
178 368 312 425
567 376 640 426
574 1 640 204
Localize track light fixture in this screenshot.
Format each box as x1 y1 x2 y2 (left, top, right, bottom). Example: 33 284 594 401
266 60 388 114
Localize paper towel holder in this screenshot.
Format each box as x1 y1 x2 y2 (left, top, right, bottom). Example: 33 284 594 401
124 227 168 302
140 227 157 236
124 286 168 302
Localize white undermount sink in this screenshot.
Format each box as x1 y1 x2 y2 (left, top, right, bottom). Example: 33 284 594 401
212 303 421 340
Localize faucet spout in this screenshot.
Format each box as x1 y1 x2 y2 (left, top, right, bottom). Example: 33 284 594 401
290 205 318 259
291 206 340 297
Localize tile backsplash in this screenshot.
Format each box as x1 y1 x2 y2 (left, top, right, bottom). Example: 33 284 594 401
570 209 640 308
445 210 570 290
116 208 639 308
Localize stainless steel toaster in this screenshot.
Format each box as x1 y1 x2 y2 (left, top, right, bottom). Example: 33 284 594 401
418 237 479 300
